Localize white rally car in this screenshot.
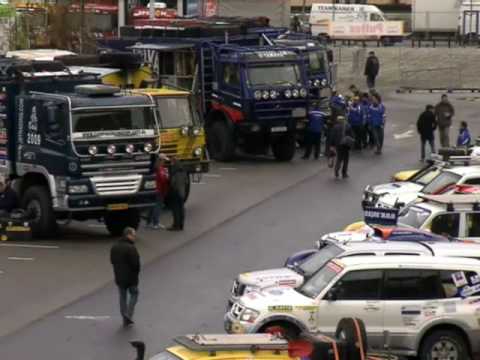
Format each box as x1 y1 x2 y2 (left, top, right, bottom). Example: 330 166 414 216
225 256 480 358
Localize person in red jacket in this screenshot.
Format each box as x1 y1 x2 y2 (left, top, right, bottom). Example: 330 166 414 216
147 154 169 229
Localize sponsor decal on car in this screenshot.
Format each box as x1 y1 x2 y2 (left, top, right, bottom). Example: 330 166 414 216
268 305 293 312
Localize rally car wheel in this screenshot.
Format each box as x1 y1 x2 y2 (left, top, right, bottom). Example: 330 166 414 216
419 330 470 360
105 209 140 237
335 318 367 360
260 322 300 340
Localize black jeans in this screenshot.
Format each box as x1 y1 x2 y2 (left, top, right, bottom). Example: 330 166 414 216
168 191 185 229
351 124 365 149
303 131 322 159
372 126 384 153
335 145 350 177
366 74 376 89
420 136 435 160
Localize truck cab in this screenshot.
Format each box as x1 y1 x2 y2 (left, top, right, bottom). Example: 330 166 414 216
0 59 160 237
132 88 209 201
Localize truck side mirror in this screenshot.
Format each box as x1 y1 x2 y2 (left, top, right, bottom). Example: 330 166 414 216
325 287 338 301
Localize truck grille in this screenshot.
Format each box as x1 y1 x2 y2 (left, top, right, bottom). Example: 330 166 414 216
91 175 142 196
161 143 178 157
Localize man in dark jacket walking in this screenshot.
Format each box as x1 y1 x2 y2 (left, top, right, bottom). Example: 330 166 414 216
330 116 354 179
167 157 188 231
110 227 140 327
435 94 455 148
417 104 437 161
364 51 380 89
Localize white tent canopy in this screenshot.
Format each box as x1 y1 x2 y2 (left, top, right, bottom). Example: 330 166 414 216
215 0 290 27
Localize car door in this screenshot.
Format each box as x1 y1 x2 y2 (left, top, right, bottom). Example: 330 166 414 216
427 212 461 238
382 269 442 352
316 269 385 350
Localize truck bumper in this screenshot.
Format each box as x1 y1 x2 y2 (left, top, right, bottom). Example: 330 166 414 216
63 190 156 212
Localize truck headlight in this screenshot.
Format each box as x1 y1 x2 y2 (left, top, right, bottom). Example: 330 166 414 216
292 89 300 98
125 144 135 154
68 184 89 194
144 180 156 190
262 90 270 100
144 142 153 153
88 145 98 156
284 89 292 98
270 90 278 100
107 144 116 155
240 308 260 323
254 90 262 101
193 147 203 157
321 78 328 87
181 126 189 136
300 88 307 98
192 127 201 136
313 79 321 87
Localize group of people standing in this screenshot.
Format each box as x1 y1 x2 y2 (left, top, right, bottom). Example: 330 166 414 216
417 94 471 161
302 85 386 179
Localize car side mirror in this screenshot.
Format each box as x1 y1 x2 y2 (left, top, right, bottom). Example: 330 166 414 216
325 287 338 301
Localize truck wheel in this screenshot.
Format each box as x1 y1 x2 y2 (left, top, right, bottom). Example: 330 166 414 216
419 330 470 360
21 186 57 238
335 318 368 360
105 209 140 237
207 121 235 161
271 134 296 161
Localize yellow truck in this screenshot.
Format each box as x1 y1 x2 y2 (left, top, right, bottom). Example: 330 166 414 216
132 88 209 201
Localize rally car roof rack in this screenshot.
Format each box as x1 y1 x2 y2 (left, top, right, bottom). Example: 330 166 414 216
419 194 480 211
174 334 289 353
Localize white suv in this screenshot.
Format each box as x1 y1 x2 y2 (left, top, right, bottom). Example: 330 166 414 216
225 256 480 359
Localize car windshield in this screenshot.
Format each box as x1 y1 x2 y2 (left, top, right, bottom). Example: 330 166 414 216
398 206 432 229
150 351 183 360
411 167 441 185
299 243 344 277
308 50 326 73
155 97 194 128
248 64 301 87
72 107 156 135
422 171 462 194
298 262 340 298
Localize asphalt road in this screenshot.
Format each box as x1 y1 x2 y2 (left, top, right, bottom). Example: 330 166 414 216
1 92 479 360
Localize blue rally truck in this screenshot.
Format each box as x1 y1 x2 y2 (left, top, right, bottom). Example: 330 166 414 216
0 59 160 237
102 21 310 161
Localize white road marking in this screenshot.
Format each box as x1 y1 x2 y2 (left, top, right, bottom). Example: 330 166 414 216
219 167 237 171
0 243 59 249
394 130 415 140
204 174 221 178
8 257 34 261
65 315 111 320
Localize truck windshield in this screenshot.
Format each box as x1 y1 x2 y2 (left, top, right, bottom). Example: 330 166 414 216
308 50 326 73
248 64 301 87
398 206 431 229
72 107 156 137
155 97 194 128
299 243 344 277
298 262 339 299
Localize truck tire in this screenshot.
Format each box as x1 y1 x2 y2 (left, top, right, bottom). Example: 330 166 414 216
335 318 368 360
21 186 57 238
206 121 235 161
419 330 470 360
105 209 140 237
271 134 296 161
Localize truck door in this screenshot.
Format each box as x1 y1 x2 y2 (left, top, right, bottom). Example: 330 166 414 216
463 10 480 36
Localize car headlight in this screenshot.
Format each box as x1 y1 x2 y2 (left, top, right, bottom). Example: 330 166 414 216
88 145 98 156
292 89 300 98
107 144 116 155
144 180 156 190
193 147 202 157
254 90 262 101
240 308 260 323
262 90 270 100
314 79 321 87
144 142 153 153
300 88 307 98
321 78 328 87
270 90 278 100
125 144 135 154
284 89 292 98
181 126 189 136
68 184 89 194
192 127 201 136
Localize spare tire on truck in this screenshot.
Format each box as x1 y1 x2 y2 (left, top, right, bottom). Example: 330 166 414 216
335 318 368 360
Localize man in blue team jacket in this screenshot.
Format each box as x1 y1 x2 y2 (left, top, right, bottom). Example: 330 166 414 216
348 97 365 150
302 106 326 160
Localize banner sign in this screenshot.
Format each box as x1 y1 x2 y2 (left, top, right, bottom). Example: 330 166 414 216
364 206 399 226
329 21 404 39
